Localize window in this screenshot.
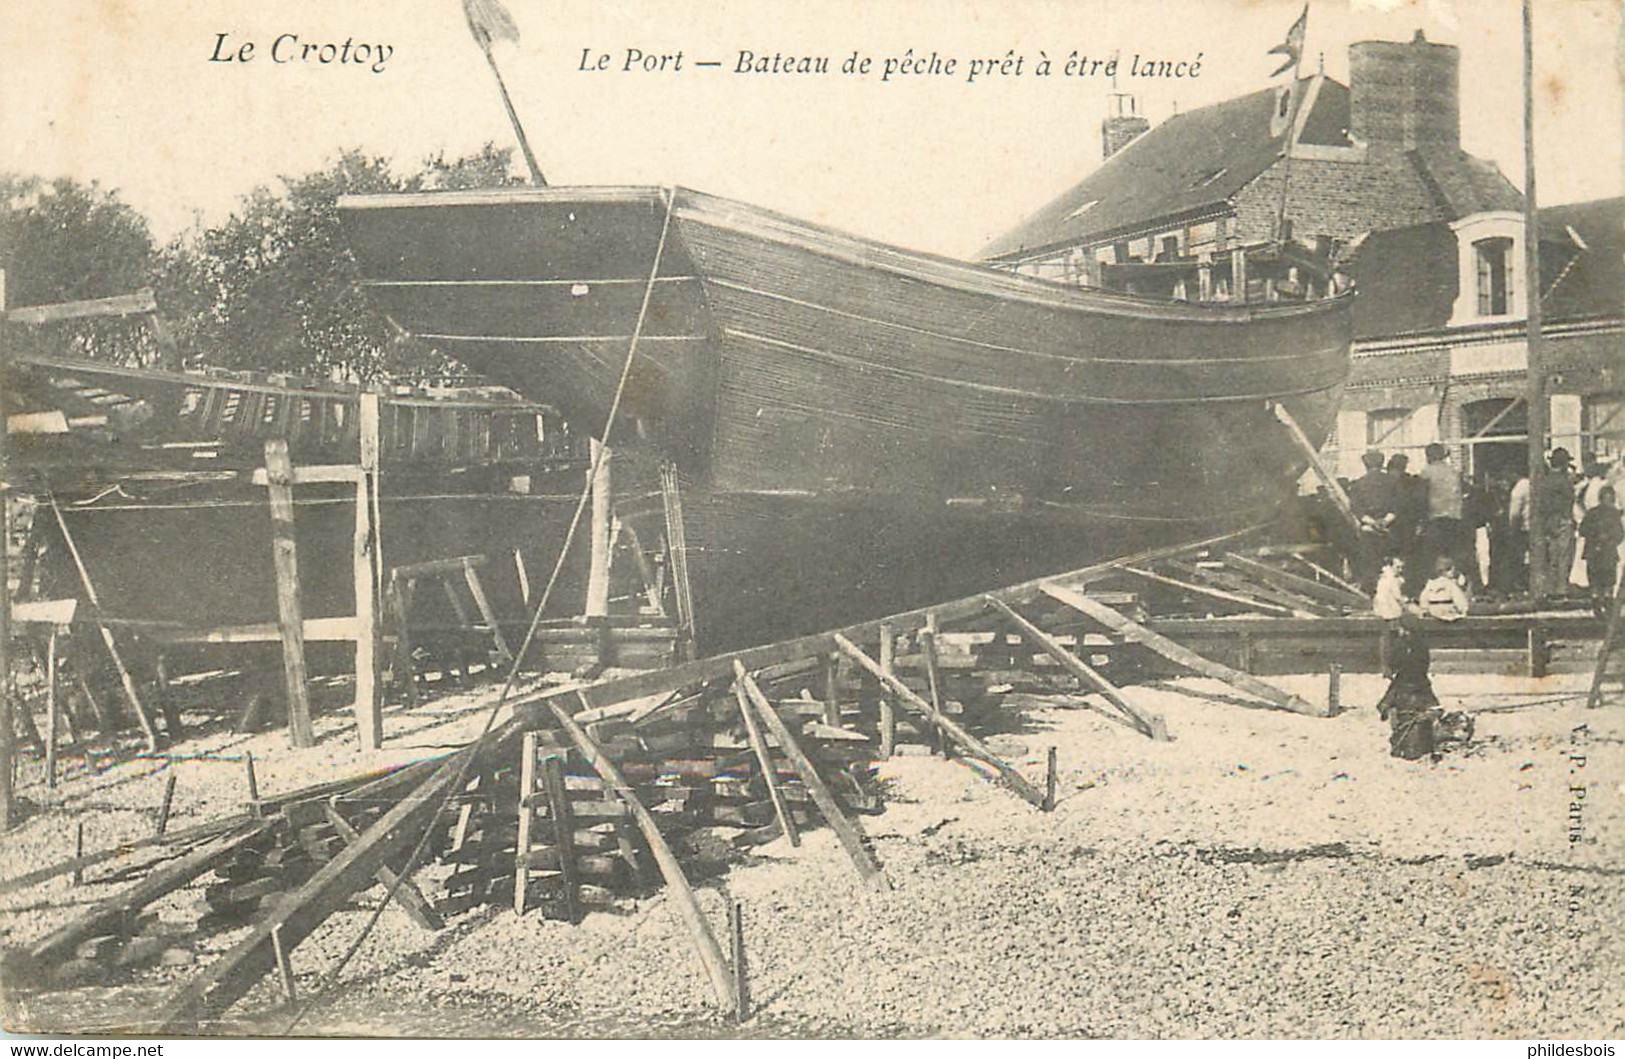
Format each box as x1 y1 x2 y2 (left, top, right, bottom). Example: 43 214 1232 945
1367 408 1417 452
1475 237 1513 316
1584 392 1624 461
1159 235 1180 261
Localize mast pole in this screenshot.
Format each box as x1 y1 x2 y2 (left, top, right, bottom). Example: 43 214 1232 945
478 42 547 187
1523 0 1549 598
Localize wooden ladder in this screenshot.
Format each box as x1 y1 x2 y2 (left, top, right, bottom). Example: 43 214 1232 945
511 730 633 920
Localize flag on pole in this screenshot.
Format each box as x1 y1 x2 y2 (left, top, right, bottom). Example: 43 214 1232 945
464 0 520 51
1268 5 1308 77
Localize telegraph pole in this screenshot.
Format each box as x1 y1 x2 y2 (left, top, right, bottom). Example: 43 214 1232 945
1523 0 1549 598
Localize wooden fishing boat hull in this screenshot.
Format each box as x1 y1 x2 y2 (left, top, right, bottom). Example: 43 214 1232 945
340 186 1352 651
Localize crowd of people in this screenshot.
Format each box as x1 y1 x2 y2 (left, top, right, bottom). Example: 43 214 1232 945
1342 443 1623 760
1344 443 1624 620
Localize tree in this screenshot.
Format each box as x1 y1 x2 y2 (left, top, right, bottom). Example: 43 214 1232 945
0 175 160 364
161 144 522 381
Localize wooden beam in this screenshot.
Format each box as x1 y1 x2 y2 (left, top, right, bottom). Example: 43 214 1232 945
390 555 488 579
1271 401 1360 537
48 496 160 752
44 630 59 788
920 615 947 758
354 393 382 751
322 803 444 932
462 561 514 665
733 663 887 888
248 465 365 486
563 527 1262 713
140 616 361 645
29 823 271 964
547 694 736 1010
155 721 521 1031
513 732 537 916
541 751 580 924
1167 558 1327 618
1221 551 1367 610
1119 563 1296 617
1289 552 1371 602
833 634 1049 807
264 440 315 748
984 596 1168 740
1039 583 1323 716
5 289 157 326
732 680 800 847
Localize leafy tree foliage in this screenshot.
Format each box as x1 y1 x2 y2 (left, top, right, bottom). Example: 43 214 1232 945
0 175 161 364
2 145 521 378
161 144 522 381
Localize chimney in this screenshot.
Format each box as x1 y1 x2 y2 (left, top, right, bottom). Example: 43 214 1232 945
1348 29 1461 152
1102 92 1150 159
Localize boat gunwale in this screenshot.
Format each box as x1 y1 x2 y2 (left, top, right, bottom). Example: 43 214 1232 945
337 185 1356 327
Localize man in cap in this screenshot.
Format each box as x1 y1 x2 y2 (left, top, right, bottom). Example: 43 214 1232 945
1347 449 1397 589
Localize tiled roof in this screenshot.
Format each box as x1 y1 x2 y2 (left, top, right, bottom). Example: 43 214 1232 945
979 78 1346 260
1345 197 1624 338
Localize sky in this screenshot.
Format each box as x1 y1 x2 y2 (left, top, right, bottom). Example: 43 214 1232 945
1 0 1621 259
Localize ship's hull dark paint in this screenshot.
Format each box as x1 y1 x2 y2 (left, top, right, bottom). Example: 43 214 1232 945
341 186 1352 652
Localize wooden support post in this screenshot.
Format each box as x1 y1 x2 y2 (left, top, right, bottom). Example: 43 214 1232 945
586 439 612 619
985 596 1168 741
387 575 419 709
355 392 382 751
270 925 297 1004
1271 402 1360 538
921 614 948 758
732 680 800 847
264 440 315 749
547 694 736 1010
820 654 841 727
155 772 177 837
659 464 698 660
1527 624 1548 679
45 629 59 789
834 635 1050 807
154 654 183 743
1039 583 1323 716
728 899 749 1024
72 822 85 885
244 752 260 815
541 752 580 924
1043 746 1058 812
733 663 889 889
323 803 444 932
513 731 537 917
1327 663 1342 717
48 497 160 752
877 623 896 758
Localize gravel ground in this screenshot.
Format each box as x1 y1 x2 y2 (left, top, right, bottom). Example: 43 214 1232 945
4 671 1622 1038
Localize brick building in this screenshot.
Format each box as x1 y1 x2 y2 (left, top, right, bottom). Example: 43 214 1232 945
980 30 1623 490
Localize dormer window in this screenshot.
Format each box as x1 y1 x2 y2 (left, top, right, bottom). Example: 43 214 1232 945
1475 237 1513 316
1449 212 1526 327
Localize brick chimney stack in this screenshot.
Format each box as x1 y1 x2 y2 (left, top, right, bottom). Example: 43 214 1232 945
1102 92 1150 159
1348 29 1461 152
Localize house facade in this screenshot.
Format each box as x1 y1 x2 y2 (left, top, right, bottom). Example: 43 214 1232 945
980 30 1623 489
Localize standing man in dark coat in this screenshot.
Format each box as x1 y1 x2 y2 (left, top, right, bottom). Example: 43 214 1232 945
1347 449 1397 590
